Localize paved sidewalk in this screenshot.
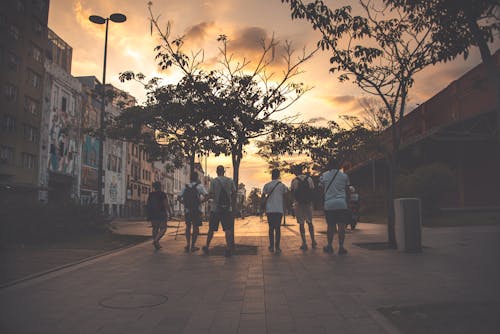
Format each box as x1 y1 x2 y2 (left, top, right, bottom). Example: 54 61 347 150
1 216 499 334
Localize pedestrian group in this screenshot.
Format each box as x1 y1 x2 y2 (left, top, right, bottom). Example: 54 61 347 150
146 158 352 256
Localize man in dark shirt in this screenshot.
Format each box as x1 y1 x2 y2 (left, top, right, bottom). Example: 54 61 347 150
147 181 171 250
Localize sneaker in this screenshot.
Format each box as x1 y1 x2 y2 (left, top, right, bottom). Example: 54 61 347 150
224 248 232 257
275 248 282 254
338 247 348 255
268 246 274 253
202 246 209 255
311 241 318 249
300 243 308 251
184 245 190 253
191 246 200 252
153 241 161 250
323 245 334 253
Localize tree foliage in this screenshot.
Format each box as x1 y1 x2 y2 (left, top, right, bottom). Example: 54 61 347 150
258 120 374 174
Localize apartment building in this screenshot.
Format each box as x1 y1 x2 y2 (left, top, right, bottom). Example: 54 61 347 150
0 0 50 201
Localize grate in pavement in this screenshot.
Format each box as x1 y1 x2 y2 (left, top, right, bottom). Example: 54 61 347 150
99 293 168 309
208 244 258 256
379 301 500 334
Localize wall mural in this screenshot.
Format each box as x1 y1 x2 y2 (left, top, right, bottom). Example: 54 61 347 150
48 91 79 175
82 135 100 168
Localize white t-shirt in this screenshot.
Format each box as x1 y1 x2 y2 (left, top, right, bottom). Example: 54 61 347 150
178 182 208 213
262 179 289 214
319 169 350 210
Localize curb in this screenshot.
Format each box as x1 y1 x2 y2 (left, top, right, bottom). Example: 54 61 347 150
0 238 151 290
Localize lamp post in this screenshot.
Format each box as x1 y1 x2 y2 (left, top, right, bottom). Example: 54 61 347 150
89 13 126 210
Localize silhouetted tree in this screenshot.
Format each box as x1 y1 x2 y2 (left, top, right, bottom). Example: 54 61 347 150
281 0 468 247
388 0 500 145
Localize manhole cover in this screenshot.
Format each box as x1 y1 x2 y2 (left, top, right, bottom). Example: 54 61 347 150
209 244 258 256
99 293 168 309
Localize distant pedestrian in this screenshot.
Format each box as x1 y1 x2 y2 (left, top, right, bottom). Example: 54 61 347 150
262 169 289 253
291 165 317 250
178 172 208 252
147 181 172 250
319 158 351 255
203 165 236 257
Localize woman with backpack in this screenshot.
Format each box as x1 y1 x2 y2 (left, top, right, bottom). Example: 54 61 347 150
291 165 317 250
178 172 208 253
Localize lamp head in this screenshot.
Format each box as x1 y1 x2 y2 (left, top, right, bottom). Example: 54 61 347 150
110 13 126 23
89 15 106 24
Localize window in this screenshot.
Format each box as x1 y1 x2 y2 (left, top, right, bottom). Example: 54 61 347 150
4 84 18 102
3 115 16 132
24 97 39 115
31 44 42 63
23 124 38 142
61 96 67 112
32 20 43 36
21 153 36 169
0 146 14 165
6 52 21 72
16 0 25 13
8 25 21 41
27 70 41 89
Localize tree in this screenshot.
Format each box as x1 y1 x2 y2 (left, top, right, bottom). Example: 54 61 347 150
212 35 316 187
247 187 262 215
110 73 224 174
388 0 500 145
258 121 374 174
282 0 464 246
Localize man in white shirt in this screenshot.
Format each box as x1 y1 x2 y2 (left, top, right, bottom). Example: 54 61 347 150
319 158 350 255
178 172 208 252
262 169 289 253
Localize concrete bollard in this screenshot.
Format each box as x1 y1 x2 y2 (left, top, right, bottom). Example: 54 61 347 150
394 198 422 253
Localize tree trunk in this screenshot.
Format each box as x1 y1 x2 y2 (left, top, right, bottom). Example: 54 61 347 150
467 17 500 148
189 152 195 176
386 114 401 248
386 153 397 248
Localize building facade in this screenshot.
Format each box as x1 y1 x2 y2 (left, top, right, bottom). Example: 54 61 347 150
38 28 82 203
77 76 101 205
0 0 50 201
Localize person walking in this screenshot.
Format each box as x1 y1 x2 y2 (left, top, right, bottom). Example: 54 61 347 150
262 169 289 253
203 165 236 257
319 158 351 255
178 172 208 252
291 165 317 250
147 181 172 250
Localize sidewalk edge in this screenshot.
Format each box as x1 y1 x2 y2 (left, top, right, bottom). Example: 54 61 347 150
0 239 151 290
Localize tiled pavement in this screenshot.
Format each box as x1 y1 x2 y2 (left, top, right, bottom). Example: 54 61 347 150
1 217 499 334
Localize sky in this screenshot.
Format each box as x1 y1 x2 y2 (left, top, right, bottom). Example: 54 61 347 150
48 0 499 191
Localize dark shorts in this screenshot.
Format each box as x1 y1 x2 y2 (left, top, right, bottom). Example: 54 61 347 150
185 210 202 227
325 209 351 226
209 210 233 231
267 213 283 228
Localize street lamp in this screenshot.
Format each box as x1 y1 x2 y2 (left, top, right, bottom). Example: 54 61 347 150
89 13 126 210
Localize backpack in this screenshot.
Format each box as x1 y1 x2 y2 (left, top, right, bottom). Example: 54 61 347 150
293 177 313 204
183 183 200 212
216 179 230 211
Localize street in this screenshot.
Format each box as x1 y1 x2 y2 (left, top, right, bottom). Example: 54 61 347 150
1 217 499 334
